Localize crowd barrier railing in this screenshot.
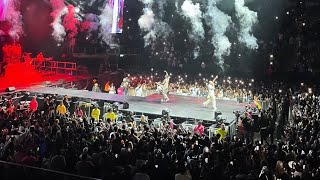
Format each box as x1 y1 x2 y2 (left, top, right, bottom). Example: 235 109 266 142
0 160 101 180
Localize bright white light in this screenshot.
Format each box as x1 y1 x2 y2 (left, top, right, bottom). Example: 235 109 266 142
120 54 124 57
275 16 278 20
302 23 305 26
286 11 290 15
270 54 274 58
75 7 80 13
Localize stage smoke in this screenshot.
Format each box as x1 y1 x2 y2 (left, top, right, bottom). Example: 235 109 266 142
99 3 118 48
3 0 23 41
62 5 80 50
138 9 155 31
235 0 258 50
50 0 67 43
157 0 167 18
205 0 232 67
80 13 99 38
181 0 204 58
138 0 171 47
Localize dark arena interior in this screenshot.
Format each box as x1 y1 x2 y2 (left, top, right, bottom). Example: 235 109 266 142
0 0 319 179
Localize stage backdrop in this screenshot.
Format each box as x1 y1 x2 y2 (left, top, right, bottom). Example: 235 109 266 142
0 0 8 21
109 0 124 33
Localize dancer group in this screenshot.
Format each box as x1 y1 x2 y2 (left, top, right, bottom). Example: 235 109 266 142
157 71 218 110
95 70 218 110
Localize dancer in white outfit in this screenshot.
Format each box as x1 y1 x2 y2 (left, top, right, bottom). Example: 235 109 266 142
203 75 218 110
157 70 170 102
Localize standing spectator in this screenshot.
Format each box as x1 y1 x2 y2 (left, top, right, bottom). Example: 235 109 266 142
50 152 66 172
133 164 150 180
21 150 37 166
63 95 70 112
104 81 110 93
194 121 205 136
29 96 38 112
175 163 192 180
75 154 94 177
56 101 67 116
103 108 117 123
74 106 84 119
259 111 269 144
117 86 124 95
91 106 100 122
43 97 50 116
215 123 228 140
242 112 253 141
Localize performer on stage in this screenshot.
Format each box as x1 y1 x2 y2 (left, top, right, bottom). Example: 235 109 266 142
92 83 101 92
121 75 131 95
157 70 170 102
203 75 218 110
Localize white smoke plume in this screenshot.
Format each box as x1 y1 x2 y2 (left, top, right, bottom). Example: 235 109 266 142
235 0 258 50
99 3 118 48
181 0 204 58
138 9 155 31
205 0 232 66
157 0 167 18
138 0 171 47
80 13 99 38
4 0 23 41
181 0 204 41
50 0 67 43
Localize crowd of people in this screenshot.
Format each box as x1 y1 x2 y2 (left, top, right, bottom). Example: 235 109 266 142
0 79 318 180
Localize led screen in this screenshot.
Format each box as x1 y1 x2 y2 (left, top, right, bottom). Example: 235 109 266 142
0 0 8 21
109 0 124 33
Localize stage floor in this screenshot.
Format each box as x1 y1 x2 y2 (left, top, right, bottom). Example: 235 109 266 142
27 87 247 122
0 74 87 92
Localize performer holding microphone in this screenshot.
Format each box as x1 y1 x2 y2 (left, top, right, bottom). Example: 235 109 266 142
203 75 218 110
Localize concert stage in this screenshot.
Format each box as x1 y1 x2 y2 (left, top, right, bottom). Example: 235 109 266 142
27 87 247 123
0 74 88 92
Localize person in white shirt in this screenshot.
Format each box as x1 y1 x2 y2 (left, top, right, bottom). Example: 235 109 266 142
157 70 170 102
135 83 143 96
203 75 218 110
109 83 116 94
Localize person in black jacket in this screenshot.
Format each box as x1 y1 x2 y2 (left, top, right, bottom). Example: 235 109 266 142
259 111 270 144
